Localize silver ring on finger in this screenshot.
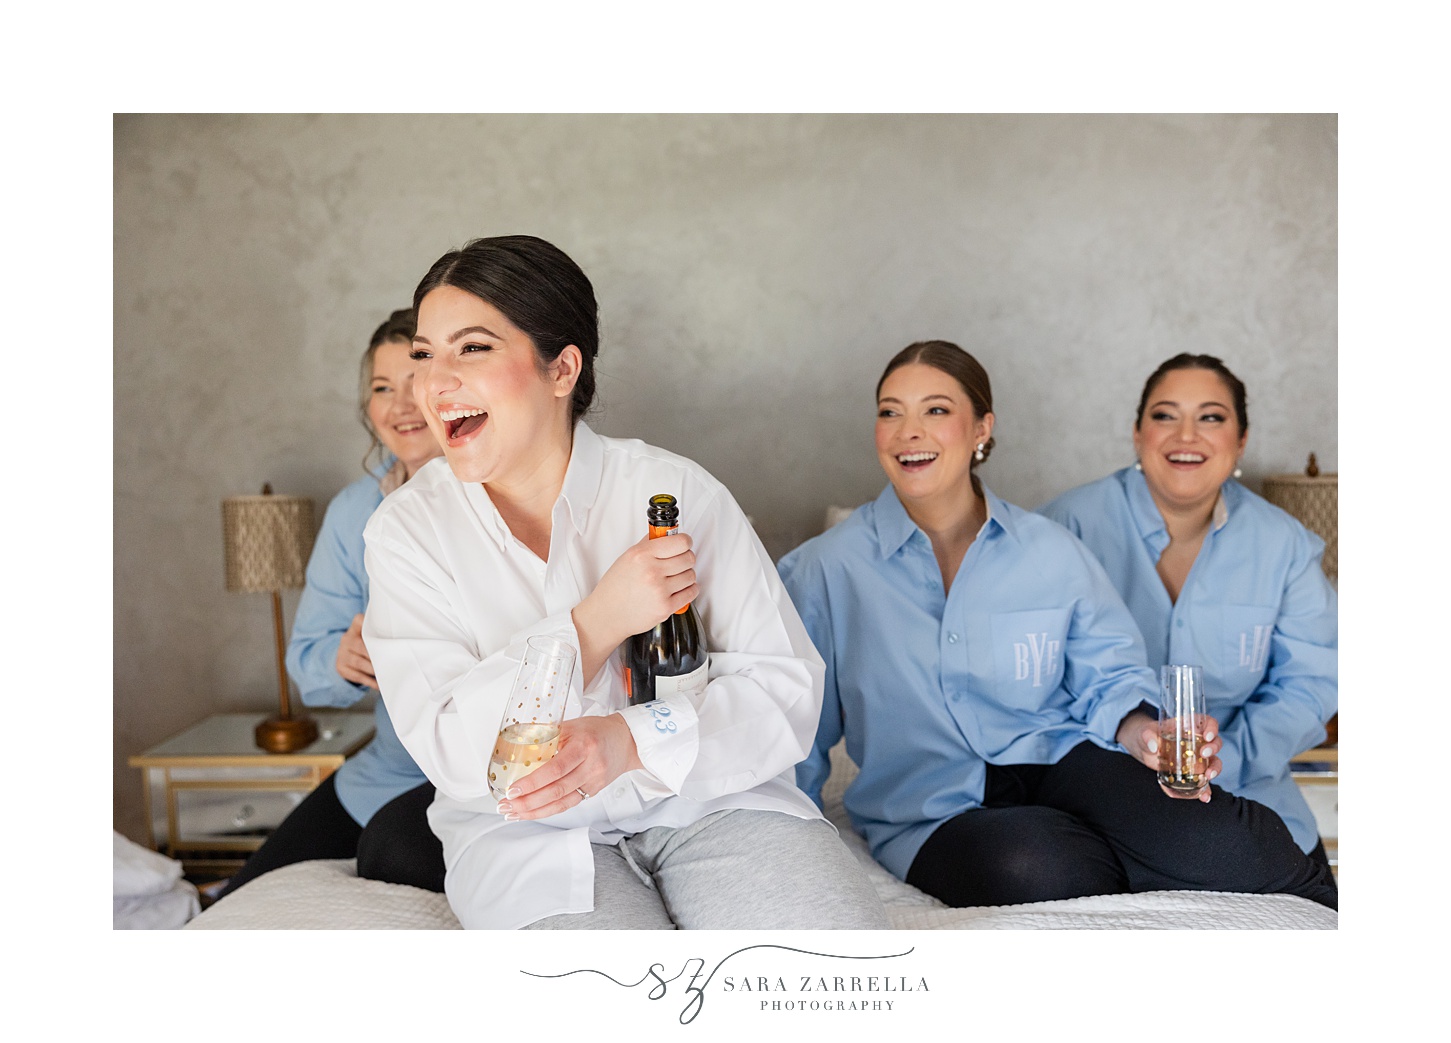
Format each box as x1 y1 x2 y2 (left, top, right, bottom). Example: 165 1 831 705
577 787 589 799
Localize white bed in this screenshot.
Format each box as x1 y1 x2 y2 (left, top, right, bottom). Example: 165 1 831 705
186 742 1336 930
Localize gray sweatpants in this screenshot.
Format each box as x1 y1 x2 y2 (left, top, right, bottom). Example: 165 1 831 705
521 810 890 930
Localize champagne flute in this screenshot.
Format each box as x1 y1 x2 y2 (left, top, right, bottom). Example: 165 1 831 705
1157 664 1210 797
488 635 577 802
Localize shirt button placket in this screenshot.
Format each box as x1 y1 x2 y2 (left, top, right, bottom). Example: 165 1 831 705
1169 606 1186 664
944 630 963 700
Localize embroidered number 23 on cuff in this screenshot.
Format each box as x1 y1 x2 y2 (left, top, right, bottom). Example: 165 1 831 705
648 704 677 734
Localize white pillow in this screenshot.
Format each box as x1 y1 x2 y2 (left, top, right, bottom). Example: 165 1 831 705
113 831 200 930
824 504 859 530
114 830 185 898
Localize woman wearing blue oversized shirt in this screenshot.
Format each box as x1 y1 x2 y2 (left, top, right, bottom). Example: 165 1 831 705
218 309 446 898
1038 353 1337 864
779 340 1337 909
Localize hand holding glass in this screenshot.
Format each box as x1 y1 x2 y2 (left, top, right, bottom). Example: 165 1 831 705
1157 664 1210 798
488 636 577 802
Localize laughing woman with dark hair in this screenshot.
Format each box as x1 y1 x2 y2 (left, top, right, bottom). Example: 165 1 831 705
779 340 1337 910
360 235 888 930
1039 353 1337 871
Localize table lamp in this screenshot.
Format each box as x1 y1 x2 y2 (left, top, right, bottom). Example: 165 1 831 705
222 484 319 752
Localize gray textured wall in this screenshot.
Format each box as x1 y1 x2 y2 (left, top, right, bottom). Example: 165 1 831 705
113 113 1337 843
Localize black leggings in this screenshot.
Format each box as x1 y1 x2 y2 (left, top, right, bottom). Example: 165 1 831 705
356 781 445 893
905 742 1338 910
217 776 445 899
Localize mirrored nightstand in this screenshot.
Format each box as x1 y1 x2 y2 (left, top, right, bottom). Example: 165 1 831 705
129 711 375 876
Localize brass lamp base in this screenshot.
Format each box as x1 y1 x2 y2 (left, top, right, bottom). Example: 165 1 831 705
255 714 319 753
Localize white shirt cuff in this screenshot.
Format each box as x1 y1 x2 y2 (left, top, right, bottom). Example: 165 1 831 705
617 697 700 794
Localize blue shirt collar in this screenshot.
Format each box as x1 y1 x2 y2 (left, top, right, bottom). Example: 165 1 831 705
1120 465 1234 547
1121 466 1167 543
871 480 1010 558
369 452 399 482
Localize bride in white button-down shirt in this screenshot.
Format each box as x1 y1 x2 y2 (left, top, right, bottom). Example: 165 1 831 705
361 235 887 930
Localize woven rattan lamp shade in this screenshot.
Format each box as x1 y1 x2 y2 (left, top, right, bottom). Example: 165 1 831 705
222 488 318 751
1261 470 1337 585
222 495 315 593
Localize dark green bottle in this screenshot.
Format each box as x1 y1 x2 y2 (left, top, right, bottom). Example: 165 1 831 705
624 494 708 706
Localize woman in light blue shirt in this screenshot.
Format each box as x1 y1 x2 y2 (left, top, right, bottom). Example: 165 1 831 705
779 340 1337 909
1038 353 1336 865
218 309 446 898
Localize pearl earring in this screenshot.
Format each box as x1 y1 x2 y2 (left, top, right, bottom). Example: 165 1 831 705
1134 460 1142 471
1233 466 1243 479
974 443 985 462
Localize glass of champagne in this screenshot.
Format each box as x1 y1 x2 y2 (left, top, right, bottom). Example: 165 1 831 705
1157 664 1209 797
488 635 577 802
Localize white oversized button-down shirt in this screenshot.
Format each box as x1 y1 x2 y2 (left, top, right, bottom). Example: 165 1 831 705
362 423 825 928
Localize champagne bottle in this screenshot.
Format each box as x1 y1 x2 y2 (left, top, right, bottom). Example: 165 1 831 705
624 493 708 707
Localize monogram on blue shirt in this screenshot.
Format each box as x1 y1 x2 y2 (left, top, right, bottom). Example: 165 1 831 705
992 609 1069 700
1225 607 1276 674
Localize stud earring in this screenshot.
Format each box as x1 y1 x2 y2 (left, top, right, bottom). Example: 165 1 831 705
1233 465 1243 479
974 443 985 462
1134 460 1142 471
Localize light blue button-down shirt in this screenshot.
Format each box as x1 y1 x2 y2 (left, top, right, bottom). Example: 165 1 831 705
778 483 1156 880
285 461 428 826
1038 467 1337 852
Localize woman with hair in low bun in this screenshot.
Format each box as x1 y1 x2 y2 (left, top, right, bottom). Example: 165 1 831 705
779 340 1337 910
1039 352 1337 872
218 307 447 899
361 235 888 930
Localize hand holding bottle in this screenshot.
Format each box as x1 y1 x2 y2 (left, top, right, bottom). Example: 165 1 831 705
572 530 698 684
620 494 709 706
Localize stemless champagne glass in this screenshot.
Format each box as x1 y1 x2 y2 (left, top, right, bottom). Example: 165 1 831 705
488 635 577 802
1157 664 1210 797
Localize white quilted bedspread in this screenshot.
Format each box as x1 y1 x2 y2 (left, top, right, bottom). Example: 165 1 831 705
187 859 460 930
186 743 1336 930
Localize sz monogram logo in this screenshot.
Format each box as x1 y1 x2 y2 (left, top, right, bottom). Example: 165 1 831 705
1013 632 1060 687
